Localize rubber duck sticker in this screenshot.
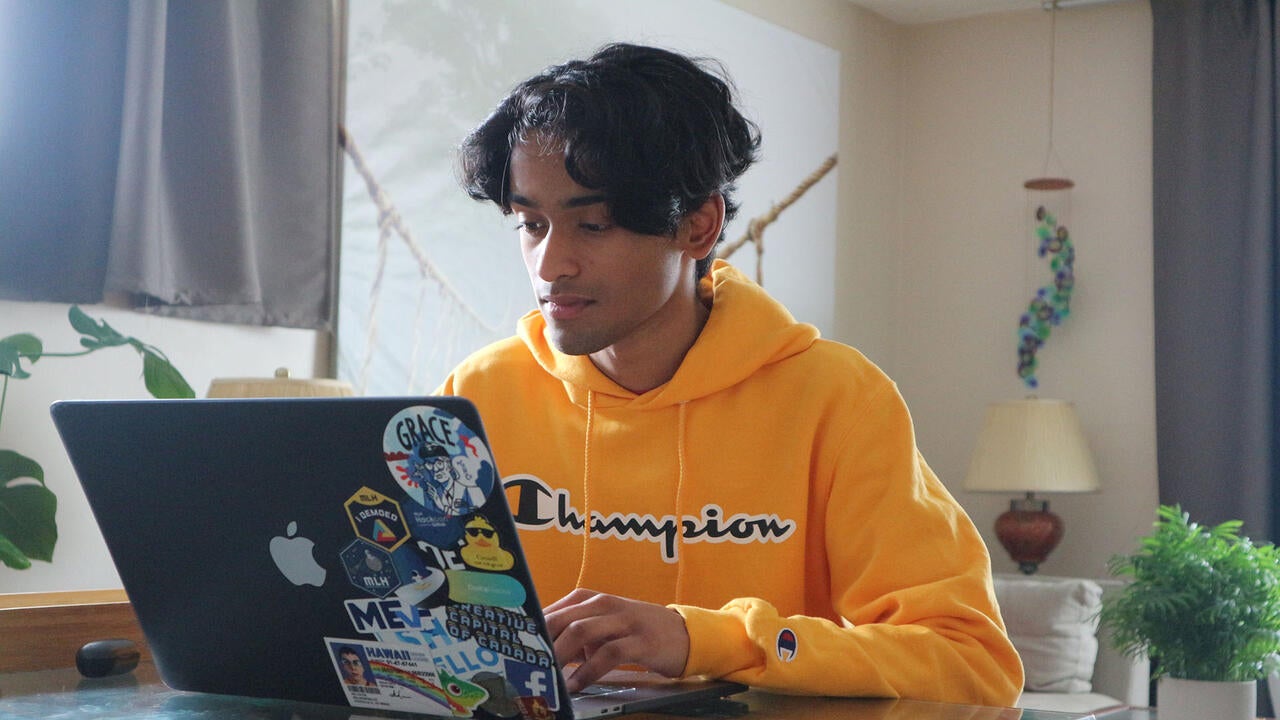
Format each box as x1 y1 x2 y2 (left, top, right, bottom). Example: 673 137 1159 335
459 516 514 571
383 406 496 519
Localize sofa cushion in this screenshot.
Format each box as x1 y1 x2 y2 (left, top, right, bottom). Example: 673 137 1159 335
993 574 1102 693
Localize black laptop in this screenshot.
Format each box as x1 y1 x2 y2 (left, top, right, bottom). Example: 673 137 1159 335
51 396 745 719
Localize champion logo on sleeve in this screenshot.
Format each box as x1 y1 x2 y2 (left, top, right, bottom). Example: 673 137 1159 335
775 628 798 662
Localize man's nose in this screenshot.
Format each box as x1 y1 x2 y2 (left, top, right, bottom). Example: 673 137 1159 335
534 226 578 281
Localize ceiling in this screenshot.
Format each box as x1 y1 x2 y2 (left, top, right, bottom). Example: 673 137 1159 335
846 0 1045 25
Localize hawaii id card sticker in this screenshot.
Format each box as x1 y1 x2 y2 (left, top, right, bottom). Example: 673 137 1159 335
325 638 489 716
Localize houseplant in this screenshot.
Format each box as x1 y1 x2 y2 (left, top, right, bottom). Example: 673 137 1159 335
0 306 194 570
1099 504 1280 720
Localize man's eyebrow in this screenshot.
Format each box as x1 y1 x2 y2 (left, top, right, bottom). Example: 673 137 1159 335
509 192 608 209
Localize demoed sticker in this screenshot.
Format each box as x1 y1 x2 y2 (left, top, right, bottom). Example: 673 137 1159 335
345 487 411 553
383 406 496 519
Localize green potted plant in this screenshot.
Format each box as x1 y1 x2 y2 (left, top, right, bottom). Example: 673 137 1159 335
1099 504 1280 720
0 306 194 570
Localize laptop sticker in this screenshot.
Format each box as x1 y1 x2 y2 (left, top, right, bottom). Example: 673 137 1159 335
325 637 489 716
318 405 564 717
345 487 412 552
469 670 523 717
340 539 402 598
383 406 496 521
459 516 515 571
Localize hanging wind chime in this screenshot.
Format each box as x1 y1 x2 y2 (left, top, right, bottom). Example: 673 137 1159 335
1017 1 1076 390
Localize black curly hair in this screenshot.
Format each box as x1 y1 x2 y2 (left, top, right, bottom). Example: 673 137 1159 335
457 43 762 280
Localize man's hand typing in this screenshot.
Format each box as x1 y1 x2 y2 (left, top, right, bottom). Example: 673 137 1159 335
543 588 691 692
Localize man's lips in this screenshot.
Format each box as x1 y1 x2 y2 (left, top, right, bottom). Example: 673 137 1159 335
540 293 593 321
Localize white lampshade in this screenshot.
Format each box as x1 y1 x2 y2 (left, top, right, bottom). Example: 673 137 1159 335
963 398 1100 494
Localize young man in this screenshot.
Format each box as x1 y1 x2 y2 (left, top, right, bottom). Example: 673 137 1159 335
441 43 1023 705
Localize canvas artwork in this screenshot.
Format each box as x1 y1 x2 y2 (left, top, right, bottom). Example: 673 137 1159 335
339 0 839 396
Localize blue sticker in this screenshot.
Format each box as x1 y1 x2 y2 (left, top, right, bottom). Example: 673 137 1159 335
503 659 560 712
340 539 402 598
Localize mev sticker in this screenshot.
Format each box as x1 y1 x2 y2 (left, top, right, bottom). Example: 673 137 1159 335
345 487 411 552
383 406 496 518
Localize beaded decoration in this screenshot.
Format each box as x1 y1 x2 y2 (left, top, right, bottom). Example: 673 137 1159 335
1017 205 1075 389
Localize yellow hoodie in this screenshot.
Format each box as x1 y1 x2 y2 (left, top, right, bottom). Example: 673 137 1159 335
439 261 1023 705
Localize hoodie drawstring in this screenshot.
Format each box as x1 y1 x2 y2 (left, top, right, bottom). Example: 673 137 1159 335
673 401 689 604
575 390 595 589
575 393 689 605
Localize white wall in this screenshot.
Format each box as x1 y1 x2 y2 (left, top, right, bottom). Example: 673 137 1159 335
722 0 903 365
893 2 1156 579
0 300 319 592
725 0 1158 579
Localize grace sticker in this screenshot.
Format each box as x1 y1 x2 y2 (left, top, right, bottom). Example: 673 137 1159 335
383 406 496 518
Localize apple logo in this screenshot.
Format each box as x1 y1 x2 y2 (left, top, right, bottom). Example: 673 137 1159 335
270 521 327 587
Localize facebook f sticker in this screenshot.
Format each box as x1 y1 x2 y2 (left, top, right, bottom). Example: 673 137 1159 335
775 628 798 662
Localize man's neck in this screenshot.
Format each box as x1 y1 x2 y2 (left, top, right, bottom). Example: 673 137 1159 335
589 297 711 394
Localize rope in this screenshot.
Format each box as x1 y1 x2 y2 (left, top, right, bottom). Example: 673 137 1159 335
717 154 838 284
338 125 501 392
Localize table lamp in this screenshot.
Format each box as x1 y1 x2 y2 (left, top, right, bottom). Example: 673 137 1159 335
963 398 1099 573
206 367 355 398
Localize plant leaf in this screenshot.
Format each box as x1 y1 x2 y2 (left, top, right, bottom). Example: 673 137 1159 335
0 449 44 486
142 349 196 399
68 306 127 347
0 483 57 562
0 533 31 570
0 334 42 379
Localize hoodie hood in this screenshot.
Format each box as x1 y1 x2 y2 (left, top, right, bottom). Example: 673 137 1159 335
517 260 820 409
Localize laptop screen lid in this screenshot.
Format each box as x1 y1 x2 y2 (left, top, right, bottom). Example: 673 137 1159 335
51 396 743 719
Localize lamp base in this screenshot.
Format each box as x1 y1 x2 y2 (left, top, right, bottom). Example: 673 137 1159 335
994 495 1064 574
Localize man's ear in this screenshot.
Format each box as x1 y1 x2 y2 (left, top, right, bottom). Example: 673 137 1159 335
679 194 726 261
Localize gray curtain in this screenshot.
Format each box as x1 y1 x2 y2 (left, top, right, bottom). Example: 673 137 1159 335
1152 0 1279 539
0 0 343 330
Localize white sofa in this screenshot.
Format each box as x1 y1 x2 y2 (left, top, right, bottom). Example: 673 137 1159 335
993 573 1150 715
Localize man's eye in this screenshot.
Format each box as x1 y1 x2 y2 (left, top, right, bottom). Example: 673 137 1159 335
515 220 546 234
580 222 612 233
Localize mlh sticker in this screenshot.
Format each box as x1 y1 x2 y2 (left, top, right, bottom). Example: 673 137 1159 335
345 487 411 552
340 538 401 598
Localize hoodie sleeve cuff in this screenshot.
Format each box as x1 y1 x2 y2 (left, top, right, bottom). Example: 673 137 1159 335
670 604 759 679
